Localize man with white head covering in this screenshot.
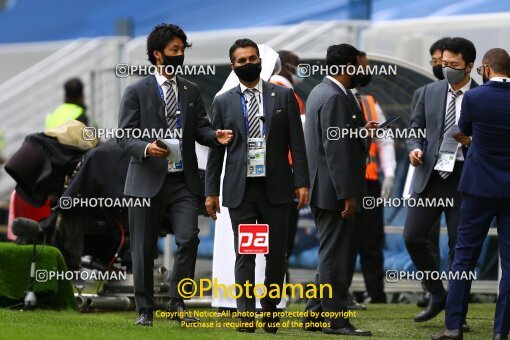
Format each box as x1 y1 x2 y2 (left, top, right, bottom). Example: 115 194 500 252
206 38 309 334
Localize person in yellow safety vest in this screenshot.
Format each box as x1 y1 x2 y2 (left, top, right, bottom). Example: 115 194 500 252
45 78 89 129
350 51 396 305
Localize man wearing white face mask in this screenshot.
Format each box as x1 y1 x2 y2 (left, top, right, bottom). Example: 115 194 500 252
405 37 478 325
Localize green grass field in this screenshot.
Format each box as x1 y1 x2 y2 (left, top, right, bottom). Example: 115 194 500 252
0 303 496 339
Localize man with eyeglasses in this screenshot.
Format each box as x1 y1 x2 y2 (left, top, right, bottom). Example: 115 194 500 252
432 48 510 340
405 37 478 325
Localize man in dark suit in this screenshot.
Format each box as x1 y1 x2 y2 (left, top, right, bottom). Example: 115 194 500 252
302 44 377 336
405 37 477 324
411 37 450 309
117 23 233 327
205 38 309 334
432 48 510 340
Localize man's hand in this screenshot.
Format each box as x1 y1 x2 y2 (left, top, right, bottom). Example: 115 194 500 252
147 141 169 158
364 120 379 138
452 132 471 146
294 187 309 209
409 148 424 167
215 129 233 145
205 196 221 220
381 176 394 199
341 198 357 219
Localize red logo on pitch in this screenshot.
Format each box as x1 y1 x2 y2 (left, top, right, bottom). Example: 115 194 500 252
238 224 269 254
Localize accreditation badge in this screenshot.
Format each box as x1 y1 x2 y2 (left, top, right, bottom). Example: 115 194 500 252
247 137 266 177
433 152 456 173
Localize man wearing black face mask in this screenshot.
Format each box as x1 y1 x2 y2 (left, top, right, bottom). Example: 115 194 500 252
350 51 396 305
205 38 309 334
405 37 478 325
301 43 377 336
117 23 233 327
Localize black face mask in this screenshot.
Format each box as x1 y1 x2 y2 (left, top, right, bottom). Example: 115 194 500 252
358 74 372 87
162 54 184 73
432 64 445 80
348 74 360 89
234 62 262 82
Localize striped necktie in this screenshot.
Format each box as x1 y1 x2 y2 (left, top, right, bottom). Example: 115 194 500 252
165 79 178 130
438 89 462 179
245 89 262 138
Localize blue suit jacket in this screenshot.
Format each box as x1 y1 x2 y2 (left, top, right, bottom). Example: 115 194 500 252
458 80 510 198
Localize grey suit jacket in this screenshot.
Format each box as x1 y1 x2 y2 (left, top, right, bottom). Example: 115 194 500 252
407 79 477 194
205 80 309 208
117 75 220 198
304 77 368 211
411 85 425 112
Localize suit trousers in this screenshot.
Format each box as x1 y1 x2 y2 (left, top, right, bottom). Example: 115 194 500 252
445 194 510 335
304 205 361 329
404 161 463 294
228 177 290 312
357 179 385 301
129 172 199 312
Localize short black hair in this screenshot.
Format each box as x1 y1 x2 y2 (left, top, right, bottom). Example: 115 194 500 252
483 48 510 75
358 51 367 58
278 50 299 65
429 37 451 56
64 78 83 101
443 37 476 65
147 23 191 65
326 44 360 72
229 38 259 63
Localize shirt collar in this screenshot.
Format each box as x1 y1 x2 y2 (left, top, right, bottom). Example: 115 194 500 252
448 78 472 94
490 77 510 83
239 79 263 94
326 75 347 95
155 71 175 87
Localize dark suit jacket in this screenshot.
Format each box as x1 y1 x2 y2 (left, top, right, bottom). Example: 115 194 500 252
407 79 478 194
458 80 510 198
411 85 425 112
304 77 367 211
205 80 309 208
117 75 220 198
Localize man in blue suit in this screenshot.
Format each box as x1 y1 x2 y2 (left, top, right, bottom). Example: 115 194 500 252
432 48 510 340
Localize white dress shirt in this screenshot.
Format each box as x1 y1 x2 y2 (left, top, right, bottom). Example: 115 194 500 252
239 80 264 135
144 72 178 158
326 75 347 95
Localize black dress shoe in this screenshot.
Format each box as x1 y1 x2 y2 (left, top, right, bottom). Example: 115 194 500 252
418 291 431 308
322 324 372 336
236 317 255 333
347 300 367 311
414 293 446 322
430 328 462 340
166 300 199 324
493 334 509 340
302 315 324 332
135 310 153 327
261 301 280 333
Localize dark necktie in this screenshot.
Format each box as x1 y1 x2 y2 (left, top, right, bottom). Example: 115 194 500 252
165 79 178 130
245 89 262 138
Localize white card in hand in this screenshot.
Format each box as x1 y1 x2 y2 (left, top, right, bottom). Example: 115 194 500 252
157 139 182 163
